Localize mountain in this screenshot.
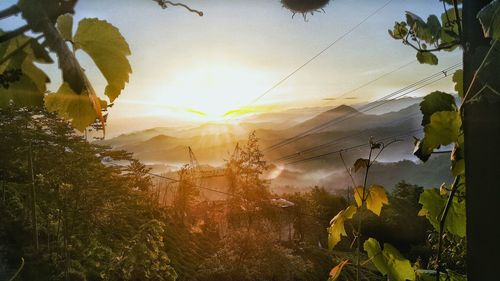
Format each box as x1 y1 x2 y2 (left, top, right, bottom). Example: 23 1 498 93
100 98 452 191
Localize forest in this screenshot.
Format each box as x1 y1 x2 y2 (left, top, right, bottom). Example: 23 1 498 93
1 0 499 280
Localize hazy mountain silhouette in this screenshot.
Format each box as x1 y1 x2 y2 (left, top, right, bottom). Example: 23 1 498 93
99 98 451 190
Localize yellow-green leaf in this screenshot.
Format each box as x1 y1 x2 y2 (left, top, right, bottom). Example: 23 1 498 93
354 185 389 216
364 238 415 281
329 260 349 281
416 51 438 65
452 69 464 99
422 111 462 155
328 205 356 250
45 83 100 131
418 188 465 237
56 14 74 42
73 18 131 102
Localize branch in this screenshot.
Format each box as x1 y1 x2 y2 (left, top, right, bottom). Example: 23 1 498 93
452 0 463 46
0 4 20 20
153 0 203 16
403 38 460 53
0 25 30 43
435 176 460 281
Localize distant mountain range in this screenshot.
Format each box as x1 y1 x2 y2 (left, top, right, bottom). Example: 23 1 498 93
99 97 454 191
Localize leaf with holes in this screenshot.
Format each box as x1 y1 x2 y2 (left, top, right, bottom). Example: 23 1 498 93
354 185 389 216
328 205 356 250
364 238 415 281
73 18 131 102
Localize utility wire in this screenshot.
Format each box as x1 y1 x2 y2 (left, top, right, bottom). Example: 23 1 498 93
264 63 461 152
324 59 416 101
228 0 395 114
274 111 421 162
285 128 423 165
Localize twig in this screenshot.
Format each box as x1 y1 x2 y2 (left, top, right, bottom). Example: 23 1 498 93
0 4 20 20
0 25 31 43
8 257 25 281
435 176 460 281
153 0 203 16
452 0 463 46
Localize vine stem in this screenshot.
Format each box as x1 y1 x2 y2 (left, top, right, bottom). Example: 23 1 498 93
435 176 460 281
356 146 373 281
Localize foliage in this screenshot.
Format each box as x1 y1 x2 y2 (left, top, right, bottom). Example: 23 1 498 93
197 228 312 281
0 106 174 280
109 220 177 281
0 0 131 132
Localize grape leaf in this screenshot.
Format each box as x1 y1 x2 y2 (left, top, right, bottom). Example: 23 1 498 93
354 185 388 216
329 260 348 281
418 188 466 237
56 14 74 41
45 83 101 131
417 51 438 65
0 34 51 107
364 238 415 281
422 111 461 155
73 18 131 102
353 158 369 172
328 205 357 250
419 91 457 126
478 0 500 40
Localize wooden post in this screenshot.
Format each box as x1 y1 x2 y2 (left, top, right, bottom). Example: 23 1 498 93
462 0 500 280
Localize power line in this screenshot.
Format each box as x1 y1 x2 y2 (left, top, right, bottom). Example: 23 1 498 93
264 63 461 152
229 0 395 113
324 59 416 101
274 111 421 162
284 128 423 165
146 172 239 197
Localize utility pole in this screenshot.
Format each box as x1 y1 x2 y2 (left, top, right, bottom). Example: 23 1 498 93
28 141 39 253
463 0 500 280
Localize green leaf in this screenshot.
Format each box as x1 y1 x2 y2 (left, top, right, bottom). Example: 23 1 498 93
416 51 438 65
419 91 457 126
73 18 131 102
478 0 500 40
45 83 100 131
452 69 464 99
56 14 74 42
354 185 388 216
353 158 369 172
328 205 357 250
422 111 461 155
418 188 466 237
364 238 415 281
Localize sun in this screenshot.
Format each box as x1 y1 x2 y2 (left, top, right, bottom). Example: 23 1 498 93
156 63 274 122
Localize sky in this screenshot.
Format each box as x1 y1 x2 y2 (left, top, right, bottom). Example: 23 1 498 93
1 0 461 137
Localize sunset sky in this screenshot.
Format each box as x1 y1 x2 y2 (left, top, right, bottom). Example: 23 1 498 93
1 0 461 136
